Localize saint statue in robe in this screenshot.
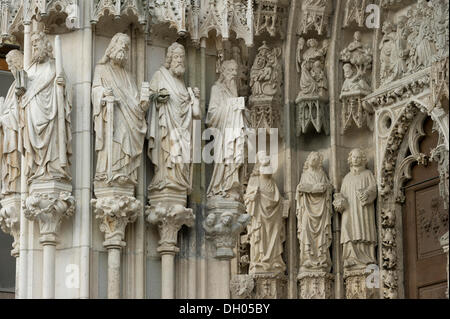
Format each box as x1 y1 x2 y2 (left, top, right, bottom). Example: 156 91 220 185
20 31 72 184
296 152 332 273
0 50 22 194
147 42 201 195
92 33 149 186
206 59 247 201
245 152 286 274
333 148 377 270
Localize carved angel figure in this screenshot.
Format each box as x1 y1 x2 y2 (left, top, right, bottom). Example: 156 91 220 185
296 37 328 99
296 152 332 273
333 148 377 270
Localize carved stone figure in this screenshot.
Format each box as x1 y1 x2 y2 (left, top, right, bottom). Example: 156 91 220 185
296 152 332 273
379 21 397 85
406 0 434 73
295 37 329 135
92 33 150 187
206 59 247 201
20 31 72 184
296 37 328 99
339 31 373 133
249 41 282 98
0 50 22 195
147 42 201 195
333 148 377 270
245 152 287 274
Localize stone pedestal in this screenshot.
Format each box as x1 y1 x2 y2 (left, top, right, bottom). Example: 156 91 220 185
146 189 194 299
248 96 282 133
340 91 373 134
92 183 140 299
24 181 75 299
344 268 379 299
297 272 334 299
0 194 21 257
295 96 329 136
230 274 255 299
253 272 287 299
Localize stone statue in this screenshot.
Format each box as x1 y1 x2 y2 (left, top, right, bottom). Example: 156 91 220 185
296 152 332 273
245 152 287 274
296 37 328 99
379 21 397 85
249 41 282 98
340 31 372 95
333 148 377 270
0 50 22 195
206 59 247 201
147 42 201 195
92 33 150 186
19 31 72 184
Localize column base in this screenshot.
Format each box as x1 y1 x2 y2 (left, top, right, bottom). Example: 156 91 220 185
230 274 255 299
344 268 380 299
297 271 334 299
253 272 287 299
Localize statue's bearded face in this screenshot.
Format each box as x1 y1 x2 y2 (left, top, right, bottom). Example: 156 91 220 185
110 38 129 66
31 39 48 64
222 61 238 96
343 64 353 79
169 48 185 77
308 153 320 169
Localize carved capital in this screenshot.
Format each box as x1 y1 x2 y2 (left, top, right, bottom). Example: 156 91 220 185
344 268 379 299
24 189 75 245
92 195 140 249
253 272 287 299
0 194 21 257
204 198 249 260
146 202 194 254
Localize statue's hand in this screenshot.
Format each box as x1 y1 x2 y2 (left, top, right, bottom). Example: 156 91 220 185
56 76 65 87
157 88 170 103
193 87 200 99
15 87 25 97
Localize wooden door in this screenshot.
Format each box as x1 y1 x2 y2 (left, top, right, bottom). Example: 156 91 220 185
403 118 448 299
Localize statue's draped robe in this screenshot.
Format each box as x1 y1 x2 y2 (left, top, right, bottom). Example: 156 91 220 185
296 169 332 272
340 169 377 269
147 66 194 194
0 81 20 194
206 81 246 198
21 59 72 183
245 175 286 274
92 62 147 184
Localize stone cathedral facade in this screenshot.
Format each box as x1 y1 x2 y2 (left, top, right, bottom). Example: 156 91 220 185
0 0 448 299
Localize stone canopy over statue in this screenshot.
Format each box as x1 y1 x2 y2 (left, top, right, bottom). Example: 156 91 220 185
147 42 201 196
92 33 150 187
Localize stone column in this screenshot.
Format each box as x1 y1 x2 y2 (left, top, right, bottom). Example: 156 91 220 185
23 181 75 299
204 198 249 299
146 190 195 299
440 232 449 298
92 184 140 299
0 194 21 296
